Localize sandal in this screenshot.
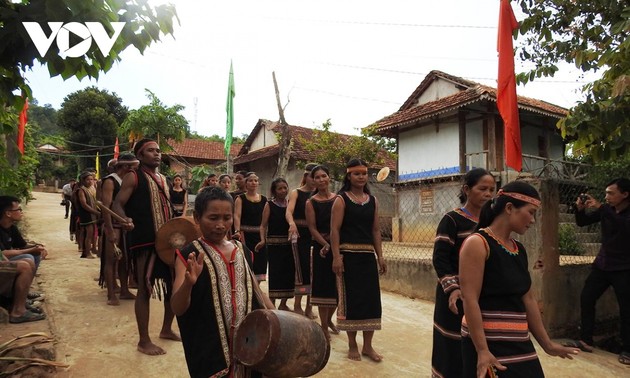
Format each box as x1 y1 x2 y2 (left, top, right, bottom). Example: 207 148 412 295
27 292 45 301
619 351 630 365
563 339 593 353
10 310 46 324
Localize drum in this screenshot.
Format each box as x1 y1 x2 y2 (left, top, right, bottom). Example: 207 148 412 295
155 216 200 266
234 309 330 377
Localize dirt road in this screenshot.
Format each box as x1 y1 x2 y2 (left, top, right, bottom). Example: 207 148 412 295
12 192 630 377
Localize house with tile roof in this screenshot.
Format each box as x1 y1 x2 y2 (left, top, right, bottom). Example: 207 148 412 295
234 119 396 191
163 138 242 177
371 70 572 243
373 70 569 182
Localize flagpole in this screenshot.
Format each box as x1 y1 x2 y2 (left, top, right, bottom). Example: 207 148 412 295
225 60 235 173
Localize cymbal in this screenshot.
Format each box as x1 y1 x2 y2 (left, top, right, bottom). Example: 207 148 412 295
376 166 390 182
155 216 200 266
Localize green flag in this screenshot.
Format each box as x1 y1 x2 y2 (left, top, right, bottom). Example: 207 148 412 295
225 61 235 158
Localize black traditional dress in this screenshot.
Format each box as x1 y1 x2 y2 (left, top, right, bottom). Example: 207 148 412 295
431 208 477 378
238 194 268 281
293 189 312 295
461 229 543 378
336 192 381 331
310 196 337 307
176 239 262 378
169 188 187 217
266 200 295 299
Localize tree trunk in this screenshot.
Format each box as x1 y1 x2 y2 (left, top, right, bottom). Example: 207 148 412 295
273 71 291 178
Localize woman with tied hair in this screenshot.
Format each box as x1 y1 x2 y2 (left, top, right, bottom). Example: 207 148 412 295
169 174 187 217
459 181 578 378
306 165 340 341
256 177 294 309
431 168 495 378
286 162 318 318
331 158 386 362
234 172 268 282
219 174 232 192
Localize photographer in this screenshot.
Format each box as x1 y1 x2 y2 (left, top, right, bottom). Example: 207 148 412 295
571 178 630 365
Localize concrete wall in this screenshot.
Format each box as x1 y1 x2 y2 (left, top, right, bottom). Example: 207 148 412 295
381 178 621 338
398 122 459 175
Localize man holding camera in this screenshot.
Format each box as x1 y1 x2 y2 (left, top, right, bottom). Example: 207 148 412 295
573 178 630 365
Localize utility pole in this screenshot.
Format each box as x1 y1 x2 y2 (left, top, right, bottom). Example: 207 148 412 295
273 71 291 178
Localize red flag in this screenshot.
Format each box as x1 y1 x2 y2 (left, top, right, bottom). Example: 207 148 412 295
114 137 120 159
17 98 29 154
497 0 521 172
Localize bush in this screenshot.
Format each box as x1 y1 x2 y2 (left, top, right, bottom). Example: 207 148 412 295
558 223 586 256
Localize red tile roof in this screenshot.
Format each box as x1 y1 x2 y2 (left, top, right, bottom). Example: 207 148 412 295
373 70 568 136
234 120 395 170
165 138 242 161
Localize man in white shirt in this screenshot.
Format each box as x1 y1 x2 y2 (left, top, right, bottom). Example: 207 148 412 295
61 178 76 219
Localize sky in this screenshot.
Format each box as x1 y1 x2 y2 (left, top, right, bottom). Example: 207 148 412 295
25 0 595 139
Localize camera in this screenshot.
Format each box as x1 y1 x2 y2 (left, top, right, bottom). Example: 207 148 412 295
579 194 588 204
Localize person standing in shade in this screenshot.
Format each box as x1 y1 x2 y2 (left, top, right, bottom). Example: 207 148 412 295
230 170 247 200
571 178 630 365
431 168 495 378
112 138 180 356
170 174 188 217
234 172 268 282
256 178 294 309
331 158 386 362
219 174 232 192
459 181 578 378
286 163 317 318
77 171 100 259
306 165 340 341
100 153 138 306
61 178 76 219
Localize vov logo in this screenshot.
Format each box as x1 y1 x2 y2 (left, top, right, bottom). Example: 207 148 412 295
23 22 125 58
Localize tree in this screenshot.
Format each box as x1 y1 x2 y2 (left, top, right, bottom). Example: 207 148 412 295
0 0 178 198
57 86 128 171
119 89 189 151
28 99 59 134
515 0 630 160
297 119 396 179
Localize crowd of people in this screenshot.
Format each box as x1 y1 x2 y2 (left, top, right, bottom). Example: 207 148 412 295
2 137 629 376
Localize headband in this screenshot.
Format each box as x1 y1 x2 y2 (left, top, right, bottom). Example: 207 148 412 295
136 141 158 157
496 189 541 207
346 166 368 174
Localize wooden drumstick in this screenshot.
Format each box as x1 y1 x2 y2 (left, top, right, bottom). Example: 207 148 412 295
96 201 130 224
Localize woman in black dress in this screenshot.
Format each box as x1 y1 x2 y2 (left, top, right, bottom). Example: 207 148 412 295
286 163 317 317
331 158 386 362
306 165 340 341
459 181 578 378
257 178 294 309
431 168 495 378
234 172 267 282
170 174 187 217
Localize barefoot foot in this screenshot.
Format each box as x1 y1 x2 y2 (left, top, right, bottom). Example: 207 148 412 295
107 298 120 306
137 341 166 356
361 348 383 362
329 323 340 335
294 308 305 316
159 330 181 342
119 291 136 300
278 304 291 311
348 348 362 361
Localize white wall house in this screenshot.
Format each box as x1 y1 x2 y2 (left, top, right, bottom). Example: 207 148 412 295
373 70 568 182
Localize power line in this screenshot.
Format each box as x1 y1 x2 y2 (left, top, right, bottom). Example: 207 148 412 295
293 86 400 104
264 17 495 29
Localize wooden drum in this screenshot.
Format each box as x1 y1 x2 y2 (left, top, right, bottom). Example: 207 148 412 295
234 309 330 377
155 216 200 266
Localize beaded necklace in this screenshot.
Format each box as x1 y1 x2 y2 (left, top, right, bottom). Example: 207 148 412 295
483 227 519 256
346 191 370 205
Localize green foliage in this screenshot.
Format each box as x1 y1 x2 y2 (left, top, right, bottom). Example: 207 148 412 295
515 0 630 160
189 164 212 193
0 0 178 130
0 122 39 199
188 131 248 145
586 155 630 195
57 86 127 172
558 223 586 256
297 119 396 180
119 89 189 151
28 100 60 134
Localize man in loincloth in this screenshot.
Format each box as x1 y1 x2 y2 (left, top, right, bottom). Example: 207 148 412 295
100 153 138 305
112 139 180 355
